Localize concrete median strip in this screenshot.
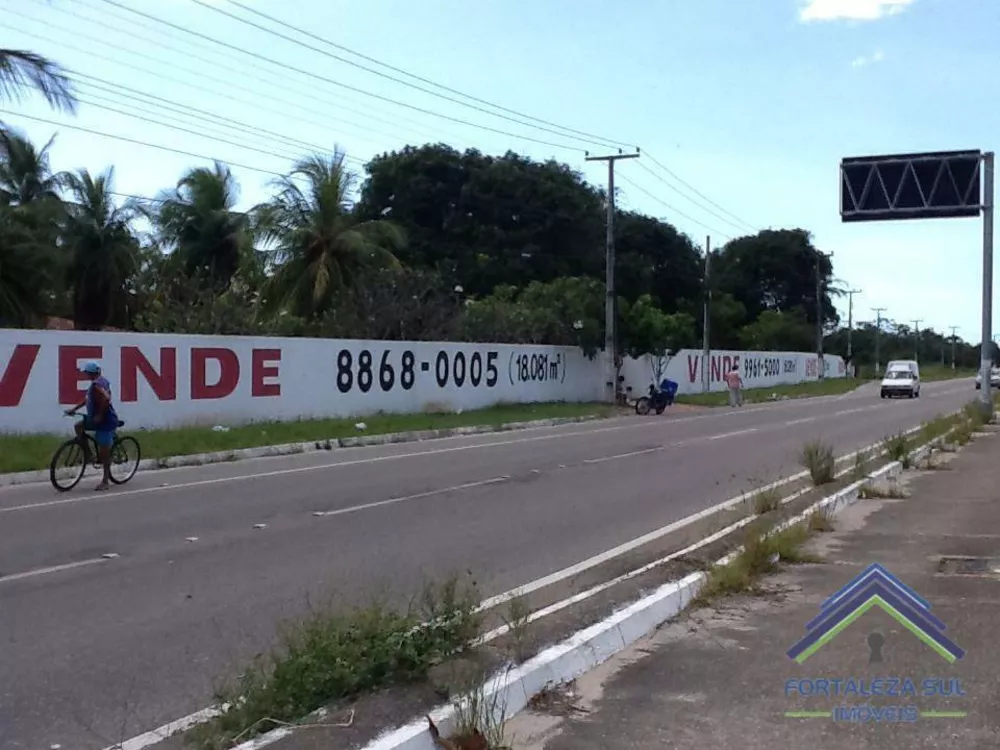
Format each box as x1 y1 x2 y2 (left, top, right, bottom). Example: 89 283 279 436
346 435 943 750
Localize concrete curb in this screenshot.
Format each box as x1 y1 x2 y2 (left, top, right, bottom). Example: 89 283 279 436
350 429 958 750
0 415 602 488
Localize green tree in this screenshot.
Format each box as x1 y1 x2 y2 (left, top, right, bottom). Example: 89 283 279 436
0 129 67 322
713 229 839 327
614 212 702 314
356 144 605 296
260 150 404 318
62 168 140 329
739 309 813 352
153 161 249 292
620 294 697 358
459 277 604 353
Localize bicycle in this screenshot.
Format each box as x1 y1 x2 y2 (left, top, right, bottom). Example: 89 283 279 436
49 414 142 492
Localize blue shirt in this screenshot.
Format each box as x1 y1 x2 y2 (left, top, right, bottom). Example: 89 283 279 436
86 376 118 430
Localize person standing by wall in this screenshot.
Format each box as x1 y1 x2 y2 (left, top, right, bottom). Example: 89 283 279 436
724 363 744 407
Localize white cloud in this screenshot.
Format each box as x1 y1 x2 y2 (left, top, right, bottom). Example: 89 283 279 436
851 49 885 67
799 0 915 22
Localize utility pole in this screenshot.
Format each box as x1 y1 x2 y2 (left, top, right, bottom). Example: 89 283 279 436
845 288 862 372
950 325 959 371
912 319 923 362
872 307 887 375
702 236 711 394
586 149 640 403
815 252 825 380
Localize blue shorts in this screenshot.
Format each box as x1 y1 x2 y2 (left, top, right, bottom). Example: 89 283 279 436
82 416 115 447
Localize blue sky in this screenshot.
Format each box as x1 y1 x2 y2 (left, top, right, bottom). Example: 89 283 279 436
2 0 998 344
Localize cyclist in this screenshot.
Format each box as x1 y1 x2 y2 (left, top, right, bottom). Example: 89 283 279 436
64 361 119 491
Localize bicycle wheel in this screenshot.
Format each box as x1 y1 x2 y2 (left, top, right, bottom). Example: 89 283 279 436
109 436 141 484
50 439 87 491
635 397 651 416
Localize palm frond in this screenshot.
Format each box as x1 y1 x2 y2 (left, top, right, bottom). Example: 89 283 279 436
0 49 76 113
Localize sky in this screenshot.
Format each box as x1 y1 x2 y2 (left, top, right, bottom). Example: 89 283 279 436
2 0 999 345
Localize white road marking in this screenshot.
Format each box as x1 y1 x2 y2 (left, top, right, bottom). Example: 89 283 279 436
0 555 116 584
706 427 759 440
784 416 817 426
0 392 967 516
100 414 945 750
311 477 510 518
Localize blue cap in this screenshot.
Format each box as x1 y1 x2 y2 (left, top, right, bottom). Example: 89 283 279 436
82 361 101 374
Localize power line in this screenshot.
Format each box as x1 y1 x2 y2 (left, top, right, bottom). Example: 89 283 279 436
642 151 756 232
5 12 422 152
73 93 309 165
73 74 333 157
0 109 285 176
633 160 751 235
616 172 733 240
65 0 465 145
194 0 631 151
94 0 587 153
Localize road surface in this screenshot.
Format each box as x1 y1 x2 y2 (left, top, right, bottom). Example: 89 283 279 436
0 379 976 749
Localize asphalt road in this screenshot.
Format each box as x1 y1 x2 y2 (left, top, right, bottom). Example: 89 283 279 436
0 379 977 749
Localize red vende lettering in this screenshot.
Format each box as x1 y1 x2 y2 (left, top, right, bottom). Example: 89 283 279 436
191 347 240 400
0 344 40 407
252 348 281 397
121 346 177 402
59 345 102 404
686 355 699 383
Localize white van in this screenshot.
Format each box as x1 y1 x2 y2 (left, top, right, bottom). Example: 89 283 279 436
880 360 920 399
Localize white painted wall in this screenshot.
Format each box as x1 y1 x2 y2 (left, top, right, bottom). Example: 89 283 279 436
0 330 846 434
619 349 847 397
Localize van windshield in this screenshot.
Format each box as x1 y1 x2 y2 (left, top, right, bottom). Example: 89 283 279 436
885 370 912 380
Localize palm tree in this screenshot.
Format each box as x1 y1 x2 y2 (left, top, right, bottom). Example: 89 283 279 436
0 128 64 206
0 49 76 115
0 129 66 323
62 168 140 329
260 149 404 318
153 161 248 291
0 203 50 325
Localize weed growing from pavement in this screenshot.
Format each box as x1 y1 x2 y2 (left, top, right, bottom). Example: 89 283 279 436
752 486 782 515
694 522 814 604
499 594 532 663
858 480 906 500
807 508 835 533
800 440 835 486
883 431 910 466
446 666 513 750
192 576 481 749
851 448 871 481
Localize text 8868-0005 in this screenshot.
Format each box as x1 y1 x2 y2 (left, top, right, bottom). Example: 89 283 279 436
335 348 500 393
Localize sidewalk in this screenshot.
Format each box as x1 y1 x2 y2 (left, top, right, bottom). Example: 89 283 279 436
508 429 1000 749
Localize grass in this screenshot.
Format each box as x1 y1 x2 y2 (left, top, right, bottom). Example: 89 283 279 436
695 522 815 603
920 365 979 382
499 594 532 663
191 576 481 749
447 671 513 750
677 377 860 407
851 447 872 481
883 431 911 467
858 480 906 499
752 486 782 515
800 440 836 486
807 508 835 533
0 402 613 474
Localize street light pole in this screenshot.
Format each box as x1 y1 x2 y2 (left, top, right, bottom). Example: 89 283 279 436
846 288 862 368
912 319 923 362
